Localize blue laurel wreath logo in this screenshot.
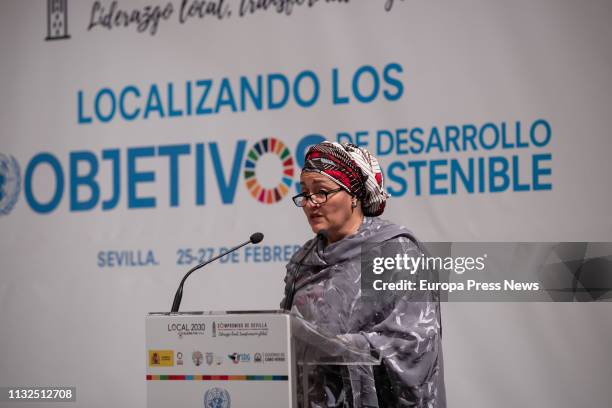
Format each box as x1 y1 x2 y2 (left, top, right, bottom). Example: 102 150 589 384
203 387 231 408
0 154 21 216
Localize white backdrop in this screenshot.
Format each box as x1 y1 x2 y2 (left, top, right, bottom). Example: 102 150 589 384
1 0 611 407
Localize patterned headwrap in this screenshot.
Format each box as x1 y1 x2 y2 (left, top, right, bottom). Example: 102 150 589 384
302 141 390 216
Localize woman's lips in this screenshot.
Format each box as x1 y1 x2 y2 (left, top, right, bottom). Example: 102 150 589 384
309 213 324 222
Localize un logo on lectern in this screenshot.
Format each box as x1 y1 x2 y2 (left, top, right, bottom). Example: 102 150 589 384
0 154 20 216
204 387 231 408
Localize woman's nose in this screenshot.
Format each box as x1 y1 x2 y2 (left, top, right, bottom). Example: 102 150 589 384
304 198 319 210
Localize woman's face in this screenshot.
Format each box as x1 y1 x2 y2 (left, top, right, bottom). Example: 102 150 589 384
299 172 363 242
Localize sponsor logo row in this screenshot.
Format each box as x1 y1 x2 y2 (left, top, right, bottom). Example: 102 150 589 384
149 350 285 367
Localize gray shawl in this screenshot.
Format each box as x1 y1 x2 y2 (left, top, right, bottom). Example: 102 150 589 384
281 217 446 408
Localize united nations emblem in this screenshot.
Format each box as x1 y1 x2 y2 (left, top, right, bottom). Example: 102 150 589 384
0 154 20 216
204 387 231 408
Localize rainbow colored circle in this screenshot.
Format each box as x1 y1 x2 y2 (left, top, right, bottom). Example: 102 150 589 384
244 138 294 204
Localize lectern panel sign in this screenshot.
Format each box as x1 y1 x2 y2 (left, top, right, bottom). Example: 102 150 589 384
146 312 293 408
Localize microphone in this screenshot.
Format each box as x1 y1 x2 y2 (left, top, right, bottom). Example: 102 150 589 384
282 229 327 311
170 232 264 313
250 232 264 244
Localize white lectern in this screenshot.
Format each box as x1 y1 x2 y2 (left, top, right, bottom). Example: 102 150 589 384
146 310 380 408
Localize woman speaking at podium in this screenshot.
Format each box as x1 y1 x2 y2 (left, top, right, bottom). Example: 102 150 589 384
281 141 445 408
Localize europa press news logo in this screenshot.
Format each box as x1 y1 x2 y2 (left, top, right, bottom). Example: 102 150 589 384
0 154 20 216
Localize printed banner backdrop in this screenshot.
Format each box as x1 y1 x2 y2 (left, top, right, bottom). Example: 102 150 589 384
1 0 611 407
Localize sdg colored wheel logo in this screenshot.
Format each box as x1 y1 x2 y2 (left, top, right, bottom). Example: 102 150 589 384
244 138 294 204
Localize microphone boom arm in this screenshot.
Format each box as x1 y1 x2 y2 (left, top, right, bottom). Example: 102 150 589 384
170 234 262 313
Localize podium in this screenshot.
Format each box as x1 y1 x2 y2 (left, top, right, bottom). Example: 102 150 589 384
146 310 381 407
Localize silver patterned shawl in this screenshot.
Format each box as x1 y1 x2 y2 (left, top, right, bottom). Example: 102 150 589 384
281 217 446 408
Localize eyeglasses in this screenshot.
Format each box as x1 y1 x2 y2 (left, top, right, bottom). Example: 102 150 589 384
292 187 345 207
